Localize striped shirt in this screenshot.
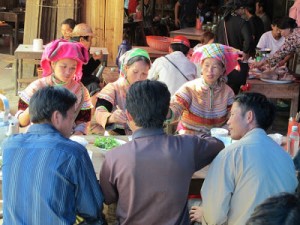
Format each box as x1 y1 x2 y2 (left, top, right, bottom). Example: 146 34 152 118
170 77 234 134
2 124 104 225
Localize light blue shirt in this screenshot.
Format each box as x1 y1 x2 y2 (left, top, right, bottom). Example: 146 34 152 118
2 124 105 225
201 128 298 225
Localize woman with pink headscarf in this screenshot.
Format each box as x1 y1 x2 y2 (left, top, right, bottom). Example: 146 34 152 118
16 39 92 135
169 43 240 135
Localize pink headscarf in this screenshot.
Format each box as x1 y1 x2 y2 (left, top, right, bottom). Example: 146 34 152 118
191 43 240 76
40 39 89 81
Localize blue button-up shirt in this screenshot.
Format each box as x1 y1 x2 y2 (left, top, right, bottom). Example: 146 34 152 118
2 124 104 225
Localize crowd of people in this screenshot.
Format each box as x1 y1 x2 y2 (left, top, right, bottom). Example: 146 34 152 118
1 0 300 224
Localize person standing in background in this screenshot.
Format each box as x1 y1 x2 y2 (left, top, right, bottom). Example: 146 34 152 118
214 0 253 94
255 0 271 32
174 0 199 28
238 2 264 57
70 23 103 97
60 18 76 40
289 0 300 27
257 18 285 56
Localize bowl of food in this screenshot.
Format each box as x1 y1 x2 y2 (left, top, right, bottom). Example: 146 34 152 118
94 136 126 153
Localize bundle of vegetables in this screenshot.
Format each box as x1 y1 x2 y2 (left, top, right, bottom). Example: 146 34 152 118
94 137 121 150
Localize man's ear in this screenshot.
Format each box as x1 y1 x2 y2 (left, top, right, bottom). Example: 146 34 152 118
51 110 61 129
246 110 255 124
79 37 85 43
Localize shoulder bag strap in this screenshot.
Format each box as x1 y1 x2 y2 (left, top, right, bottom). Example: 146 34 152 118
164 56 190 81
224 20 229 46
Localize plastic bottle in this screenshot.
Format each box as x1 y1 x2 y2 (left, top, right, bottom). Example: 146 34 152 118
287 125 299 157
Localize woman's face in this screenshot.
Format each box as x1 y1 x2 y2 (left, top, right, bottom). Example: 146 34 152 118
61 24 73 40
201 58 225 85
124 60 150 84
52 58 78 82
280 28 293 38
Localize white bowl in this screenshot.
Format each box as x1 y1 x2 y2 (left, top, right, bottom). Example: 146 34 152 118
210 128 229 136
70 135 89 147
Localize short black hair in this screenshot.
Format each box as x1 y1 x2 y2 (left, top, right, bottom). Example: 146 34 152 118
170 43 190 55
278 16 298 30
126 80 171 128
255 0 268 12
29 86 77 124
246 193 300 225
271 17 282 26
234 92 276 130
61 18 76 29
70 36 89 42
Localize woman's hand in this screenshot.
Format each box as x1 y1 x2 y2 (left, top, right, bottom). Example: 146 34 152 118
108 109 127 124
250 60 266 69
189 206 203 223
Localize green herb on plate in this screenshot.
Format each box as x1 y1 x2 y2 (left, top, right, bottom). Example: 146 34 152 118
94 137 121 150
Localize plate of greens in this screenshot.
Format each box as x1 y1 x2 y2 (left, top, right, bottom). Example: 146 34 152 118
94 136 126 153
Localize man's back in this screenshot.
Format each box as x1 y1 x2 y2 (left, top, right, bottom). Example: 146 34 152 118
201 128 297 225
100 128 222 225
2 124 104 225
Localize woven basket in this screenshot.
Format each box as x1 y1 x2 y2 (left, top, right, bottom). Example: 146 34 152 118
146 36 173 52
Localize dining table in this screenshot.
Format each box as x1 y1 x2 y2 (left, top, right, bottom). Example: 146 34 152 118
244 78 300 117
169 27 205 42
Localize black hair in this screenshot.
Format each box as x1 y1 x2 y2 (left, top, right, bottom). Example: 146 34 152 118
234 92 276 130
246 193 300 225
70 36 89 42
61 18 76 29
278 16 298 30
271 17 282 26
199 31 215 44
255 0 266 11
126 80 171 128
170 43 190 55
29 86 77 124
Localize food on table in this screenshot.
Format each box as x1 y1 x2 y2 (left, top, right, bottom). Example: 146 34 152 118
94 136 121 150
250 65 295 81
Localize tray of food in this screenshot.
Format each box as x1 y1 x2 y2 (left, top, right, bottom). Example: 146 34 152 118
255 65 295 83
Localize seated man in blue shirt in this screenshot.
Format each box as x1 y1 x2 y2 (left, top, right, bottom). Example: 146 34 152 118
2 86 105 225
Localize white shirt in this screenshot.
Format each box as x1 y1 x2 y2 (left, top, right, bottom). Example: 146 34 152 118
148 51 198 95
201 128 298 225
257 31 285 55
